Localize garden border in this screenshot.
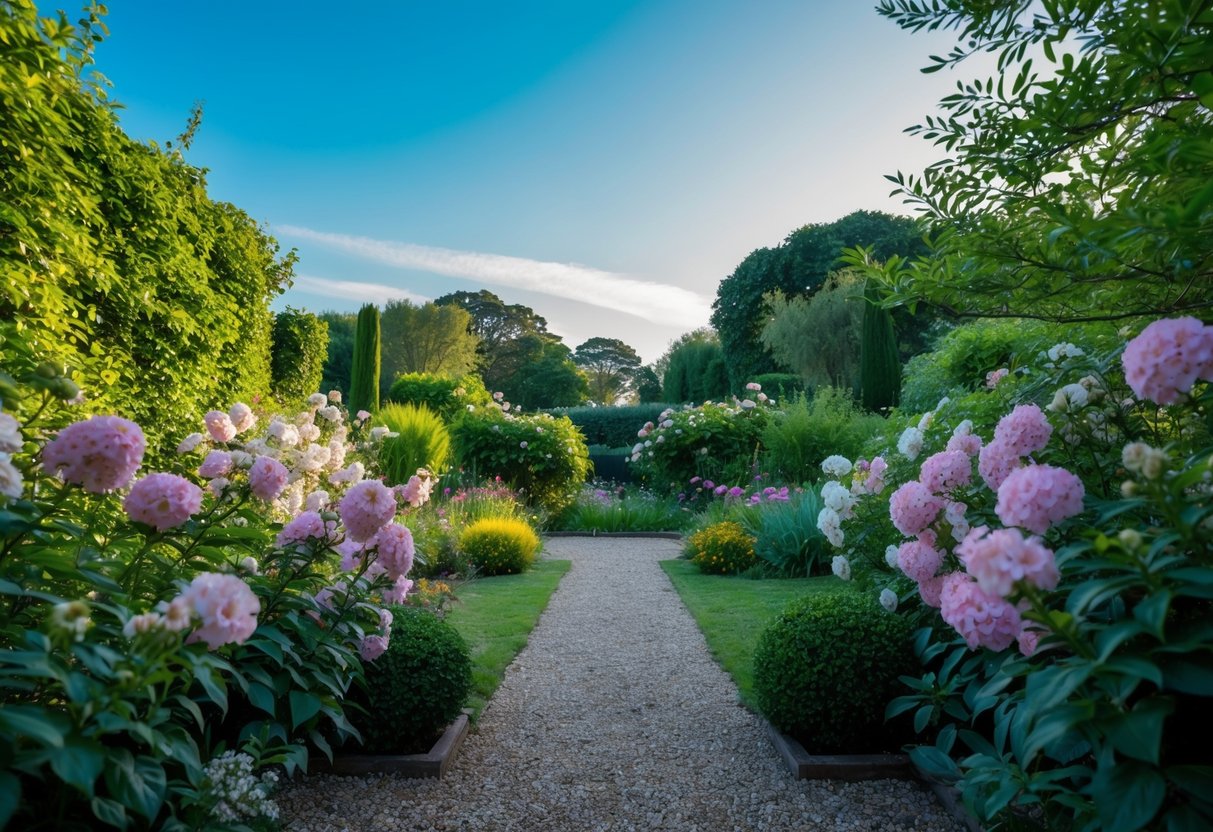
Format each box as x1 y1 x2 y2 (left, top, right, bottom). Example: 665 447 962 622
311 709 471 779
545 531 683 539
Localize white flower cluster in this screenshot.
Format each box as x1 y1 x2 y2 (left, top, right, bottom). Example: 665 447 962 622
0 410 24 502
202 751 280 825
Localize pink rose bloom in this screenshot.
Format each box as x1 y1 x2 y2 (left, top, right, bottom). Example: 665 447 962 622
42 415 145 493
372 522 415 580
946 432 983 457
995 464 1085 534
897 537 945 582
356 410 372 422
276 510 338 547
1121 317 1213 405
124 473 203 531
956 525 1059 597
986 368 1009 388
178 573 260 649
993 404 1052 457
864 457 888 494
397 473 433 508
360 635 390 662
382 575 414 605
228 402 257 434
1018 627 1041 657
889 480 944 536
337 538 368 572
918 574 947 608
978 439 1021 491
919 450 972 495
339 479 398 542
204 410 237 443
939 573 1022 652
197 450 233 479
248 455 290 501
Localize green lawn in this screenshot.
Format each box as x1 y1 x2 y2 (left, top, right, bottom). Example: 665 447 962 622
446 559 571 720
660 559 839 710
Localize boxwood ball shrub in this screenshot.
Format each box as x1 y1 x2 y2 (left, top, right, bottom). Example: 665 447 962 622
350 607 472 754
754 589 916 753
459 517 541 576
687 520 756 575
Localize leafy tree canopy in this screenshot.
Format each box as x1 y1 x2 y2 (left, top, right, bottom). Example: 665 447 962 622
380 300 479 389
434 289 557 390
863 0 1213 322
319 311 356 397
508 339 587 410
573 337 642 405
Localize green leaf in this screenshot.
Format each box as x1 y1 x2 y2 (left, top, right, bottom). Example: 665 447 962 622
1106 697 1173 765
289 690 322 730
909 745 960 782
90 796 128 829
1167 804 1213 832
1133 591 1171 639
1160 658 1213 695
248 682 277 717
104 753 165 821
0 705 66 748
1090 760 1165 832
0 772 20 830
49 736 105 798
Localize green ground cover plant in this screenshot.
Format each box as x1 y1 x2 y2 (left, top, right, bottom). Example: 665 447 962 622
553 485 689 532
659 560 837 710
446 560 571 720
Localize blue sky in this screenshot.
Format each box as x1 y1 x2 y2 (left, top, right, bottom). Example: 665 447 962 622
96 1 959 363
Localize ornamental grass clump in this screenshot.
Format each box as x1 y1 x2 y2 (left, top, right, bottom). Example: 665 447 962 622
753 589 916 753
376 402 451 484
459 517 541 575
348 607 472 753
686 520 757 575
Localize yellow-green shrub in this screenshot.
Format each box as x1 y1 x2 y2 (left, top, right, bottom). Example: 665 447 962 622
459 518 541 576
687 521 756 575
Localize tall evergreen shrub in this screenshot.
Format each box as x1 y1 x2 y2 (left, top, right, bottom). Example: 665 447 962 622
270 308 329 403
859 280 901 412
349 304 381 414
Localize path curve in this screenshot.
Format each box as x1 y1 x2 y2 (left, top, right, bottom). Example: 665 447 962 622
282 538 962 831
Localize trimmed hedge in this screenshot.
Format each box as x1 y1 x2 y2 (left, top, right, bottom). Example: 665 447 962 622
386 372 491 422
547 403 675 448
271 308 329 404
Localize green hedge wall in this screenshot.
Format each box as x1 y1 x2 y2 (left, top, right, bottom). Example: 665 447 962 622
0 5 291 458
547 403 675 448
271 308 329 404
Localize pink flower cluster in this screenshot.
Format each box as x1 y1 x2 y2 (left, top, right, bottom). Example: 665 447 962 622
1122 317 1213 405
249 456 289 501
897 536 945 583
177 572 260 649
276 510 339 547
993 404 1052 457
889 481 943 536
985 368 1009 388
204 410 238 443
919 450 971 495
940 573 1022 652
995 465 1084 534
43 416 145 493
124 473 203 531
198 450 233 479
372 522 415 580
956 526 1059 597
338 479 398 542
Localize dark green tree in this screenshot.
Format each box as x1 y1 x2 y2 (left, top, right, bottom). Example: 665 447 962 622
319 311 356 397
434 289 554 390
711 212 926 387
573 337 642 405
349 303 381 414
859 279 900 413
663 339 730 402
270 308 329 404
509 340 587 409
868 0 1213 322
634 366 664 403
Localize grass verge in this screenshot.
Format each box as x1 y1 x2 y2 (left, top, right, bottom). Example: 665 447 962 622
660 559 838 711
446 559 571 720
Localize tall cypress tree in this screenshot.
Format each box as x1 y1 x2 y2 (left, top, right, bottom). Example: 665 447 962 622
349 303 381 414
860 280 901 413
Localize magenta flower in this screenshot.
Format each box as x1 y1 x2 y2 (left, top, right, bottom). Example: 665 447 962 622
939 573 1022 652
956 525 1059 597
995 464 1085 534
1122 317 1213 405
993 404 1052 457
372 522 415 580
248 456 289 501
339 479 398 542
42 415 145 493
889 480 943 536
178 573 260 649
919 450 972 495
124 473 203 531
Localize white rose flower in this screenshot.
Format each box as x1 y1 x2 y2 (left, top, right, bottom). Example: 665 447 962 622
0 452 23 501
897 427 924 460
177 432 206 454
884 544 899 568
308 393 327 408
0 413 23 453
831 555 852 581
879 588 898 612
821 455 853 478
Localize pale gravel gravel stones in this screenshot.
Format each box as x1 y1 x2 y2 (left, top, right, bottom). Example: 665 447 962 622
281 537 964 832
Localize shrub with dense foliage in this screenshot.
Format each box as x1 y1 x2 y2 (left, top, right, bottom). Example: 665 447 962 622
348 607 471 753
550 403 673 448
377 402 451 484
271 308 330 404
386 372 491 421
686 521 757 575
459 517 541 576
754 590 916 753
760 388 886 484
0 5 292 460
450 404 590 515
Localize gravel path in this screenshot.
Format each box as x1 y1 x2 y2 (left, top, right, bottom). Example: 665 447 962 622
282 537 963 832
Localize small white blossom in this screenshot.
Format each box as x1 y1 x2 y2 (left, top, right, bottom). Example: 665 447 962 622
831 555 852 581
879 588 898 612
0 413 22 453
884 544 899 569
821 455 853 478
897 427 924 460
177 432 206 454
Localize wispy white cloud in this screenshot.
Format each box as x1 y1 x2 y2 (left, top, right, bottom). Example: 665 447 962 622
277 225 713 328
291 274 431 305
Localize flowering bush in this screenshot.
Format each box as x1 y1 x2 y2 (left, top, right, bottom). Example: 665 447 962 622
810 320 1213 831
0 374 429 828
686 521 757 575
628 388 775 493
